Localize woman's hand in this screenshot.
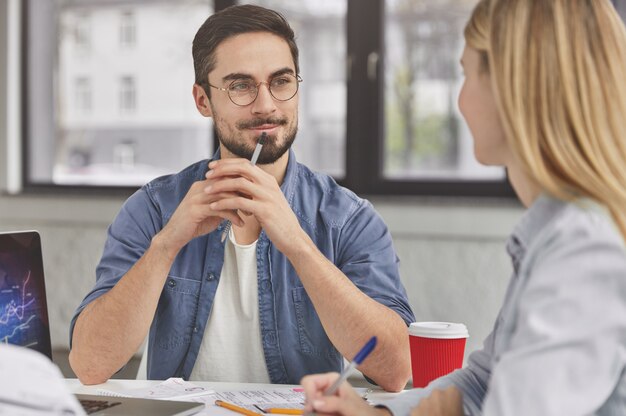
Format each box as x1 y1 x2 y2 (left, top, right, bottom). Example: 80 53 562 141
300 373 391 416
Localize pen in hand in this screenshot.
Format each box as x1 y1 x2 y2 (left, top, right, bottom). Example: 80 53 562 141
220 132 268 243
325 336 377 396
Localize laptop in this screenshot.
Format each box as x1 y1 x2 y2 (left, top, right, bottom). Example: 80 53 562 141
74 394 203 415
0 230 52 358
0 231 203 416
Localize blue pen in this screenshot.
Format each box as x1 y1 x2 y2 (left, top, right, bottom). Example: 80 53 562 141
324 336 377 396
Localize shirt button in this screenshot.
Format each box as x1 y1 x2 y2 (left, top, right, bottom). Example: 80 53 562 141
260 280 270 291
206 273 215 281
264 332 275 345
167 279 176 287
193 326 198 333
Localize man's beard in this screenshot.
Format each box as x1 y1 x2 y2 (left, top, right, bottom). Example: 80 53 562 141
216 116 297 164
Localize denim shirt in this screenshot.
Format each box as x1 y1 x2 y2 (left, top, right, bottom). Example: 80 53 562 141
383 195 626 416
70 149 414 384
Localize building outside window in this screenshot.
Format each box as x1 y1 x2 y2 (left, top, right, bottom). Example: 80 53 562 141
384 0 501 181
236 0 347 178
26 0 214 187
24 0 518 194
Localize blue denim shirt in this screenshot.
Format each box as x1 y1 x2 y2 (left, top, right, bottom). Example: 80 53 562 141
70 149 414 383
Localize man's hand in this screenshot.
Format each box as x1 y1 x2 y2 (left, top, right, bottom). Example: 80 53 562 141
158 175 244 255
410 387 463 416
301 373 391 416
204 158 306 255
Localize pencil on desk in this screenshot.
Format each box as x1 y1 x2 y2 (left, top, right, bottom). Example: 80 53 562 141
264 408 304 415
215 399 262 416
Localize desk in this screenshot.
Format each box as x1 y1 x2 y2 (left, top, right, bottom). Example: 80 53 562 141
65 379 402 415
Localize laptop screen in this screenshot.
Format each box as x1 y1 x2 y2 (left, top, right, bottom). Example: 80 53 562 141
0 231 52 359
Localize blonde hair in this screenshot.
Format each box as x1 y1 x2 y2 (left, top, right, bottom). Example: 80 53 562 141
465 0 626 240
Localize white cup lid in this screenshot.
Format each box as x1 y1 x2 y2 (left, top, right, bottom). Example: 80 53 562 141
408 322 469 339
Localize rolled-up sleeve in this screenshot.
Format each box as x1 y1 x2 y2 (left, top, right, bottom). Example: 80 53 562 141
335 200 415 326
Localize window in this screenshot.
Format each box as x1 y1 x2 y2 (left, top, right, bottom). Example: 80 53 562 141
74 77 91 112
236 0 347 178
119 10 136 48
119 76 136 113
23 0 515 195
74 11 90 51
384 0 501 181
25 0 214 187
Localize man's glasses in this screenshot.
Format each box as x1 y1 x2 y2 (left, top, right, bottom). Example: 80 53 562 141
207 73 302 107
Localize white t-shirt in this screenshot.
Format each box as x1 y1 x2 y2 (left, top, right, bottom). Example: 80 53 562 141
189 229 270 383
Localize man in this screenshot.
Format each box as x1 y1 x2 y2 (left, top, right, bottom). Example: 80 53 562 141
69 4 414 392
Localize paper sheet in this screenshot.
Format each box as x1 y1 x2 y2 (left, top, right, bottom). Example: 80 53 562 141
97 377 214 400
96 378 306 414
188 386 372 415
187 387 307 414
96 377 371 415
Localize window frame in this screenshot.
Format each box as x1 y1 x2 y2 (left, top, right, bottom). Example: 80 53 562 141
343 0 514 197
21 0 517 197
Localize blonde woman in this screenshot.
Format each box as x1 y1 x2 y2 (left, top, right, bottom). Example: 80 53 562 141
301 0 626 415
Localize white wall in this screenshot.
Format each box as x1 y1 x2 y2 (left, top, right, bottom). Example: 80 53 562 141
0 0 524 362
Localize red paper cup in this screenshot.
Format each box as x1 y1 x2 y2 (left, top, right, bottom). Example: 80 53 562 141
408 322 469 388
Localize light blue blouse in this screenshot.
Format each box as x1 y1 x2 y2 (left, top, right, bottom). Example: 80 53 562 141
384 195 626 416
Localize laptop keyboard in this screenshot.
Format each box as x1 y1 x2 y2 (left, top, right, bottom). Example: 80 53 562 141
78 398 122 414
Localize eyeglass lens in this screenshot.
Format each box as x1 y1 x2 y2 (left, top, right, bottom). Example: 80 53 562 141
227 74 299 106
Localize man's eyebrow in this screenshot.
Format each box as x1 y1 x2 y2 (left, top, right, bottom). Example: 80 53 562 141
270 67 296 77
222 72 254 83
221 67 296 83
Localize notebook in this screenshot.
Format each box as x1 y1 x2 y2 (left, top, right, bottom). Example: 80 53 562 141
0 231 203 416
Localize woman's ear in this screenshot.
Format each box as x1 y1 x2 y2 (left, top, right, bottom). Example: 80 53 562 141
192 83 213 117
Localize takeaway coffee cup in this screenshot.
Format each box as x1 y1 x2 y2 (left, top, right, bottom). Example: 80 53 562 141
408 322 469 388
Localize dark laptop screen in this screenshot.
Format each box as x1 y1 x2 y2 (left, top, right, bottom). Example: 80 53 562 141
0 231 52 359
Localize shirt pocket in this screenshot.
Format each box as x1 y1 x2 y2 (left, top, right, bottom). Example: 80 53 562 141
154 275 201 350
292 286 340 359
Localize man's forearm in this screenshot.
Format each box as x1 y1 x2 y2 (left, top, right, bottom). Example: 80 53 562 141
285 233 411 392
69 234 178 384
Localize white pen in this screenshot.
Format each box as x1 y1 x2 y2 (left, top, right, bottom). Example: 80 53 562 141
220 132 267 243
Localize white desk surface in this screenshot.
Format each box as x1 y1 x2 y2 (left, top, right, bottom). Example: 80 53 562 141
66 378 303 394
66 378 403 414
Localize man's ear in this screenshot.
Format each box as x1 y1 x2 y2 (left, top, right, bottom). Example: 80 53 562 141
192 83 213 117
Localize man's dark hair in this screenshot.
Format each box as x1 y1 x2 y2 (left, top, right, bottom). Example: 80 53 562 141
192 4 299 94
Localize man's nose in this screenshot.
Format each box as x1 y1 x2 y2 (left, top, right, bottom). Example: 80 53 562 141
251 83 277 115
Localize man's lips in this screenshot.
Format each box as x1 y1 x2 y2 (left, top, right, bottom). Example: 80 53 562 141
248 124 279 131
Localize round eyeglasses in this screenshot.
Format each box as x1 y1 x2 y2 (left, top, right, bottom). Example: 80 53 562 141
207 73 302 107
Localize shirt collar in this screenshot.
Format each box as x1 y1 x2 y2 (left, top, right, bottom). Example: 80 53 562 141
506 194 566 270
